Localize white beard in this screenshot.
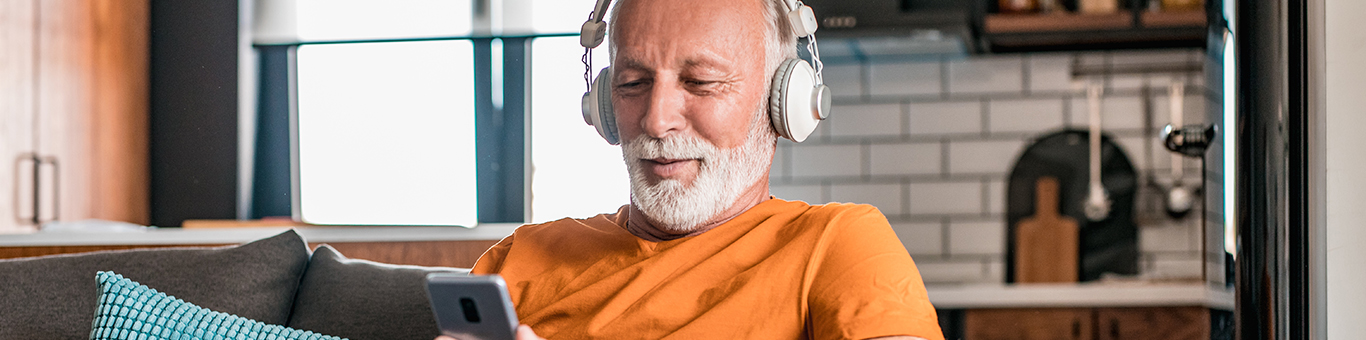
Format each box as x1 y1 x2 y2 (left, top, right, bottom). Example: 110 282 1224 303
621 119 774 233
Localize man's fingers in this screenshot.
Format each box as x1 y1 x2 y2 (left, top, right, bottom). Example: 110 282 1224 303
516 325 546 340
434 336 457 340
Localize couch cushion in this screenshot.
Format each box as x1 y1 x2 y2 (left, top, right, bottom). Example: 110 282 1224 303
287 245 469 340
91 271 345 340
0 230 310 340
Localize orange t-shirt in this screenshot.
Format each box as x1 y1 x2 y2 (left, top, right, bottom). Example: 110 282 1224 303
471 198 943 340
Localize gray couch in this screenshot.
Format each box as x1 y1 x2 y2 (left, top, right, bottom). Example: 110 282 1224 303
0 230 468 340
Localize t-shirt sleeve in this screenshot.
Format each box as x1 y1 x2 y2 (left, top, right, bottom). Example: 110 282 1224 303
471 233 515 275
807 205 943 340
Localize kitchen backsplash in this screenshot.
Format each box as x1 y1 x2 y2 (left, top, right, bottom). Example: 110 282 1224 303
768 48 1211 285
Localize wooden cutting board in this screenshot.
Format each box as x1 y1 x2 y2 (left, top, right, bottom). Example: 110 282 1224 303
1014 177 1080 283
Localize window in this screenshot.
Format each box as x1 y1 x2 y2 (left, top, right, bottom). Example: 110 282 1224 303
293 0 477 226
525 0 630 223
296 41 477 226
528 36 628 223
266 0 632 226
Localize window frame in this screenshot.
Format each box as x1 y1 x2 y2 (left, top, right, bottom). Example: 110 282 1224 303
253 32 577 225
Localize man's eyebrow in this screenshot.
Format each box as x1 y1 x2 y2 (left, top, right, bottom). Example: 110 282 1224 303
682 58 725 70
682 49 731 70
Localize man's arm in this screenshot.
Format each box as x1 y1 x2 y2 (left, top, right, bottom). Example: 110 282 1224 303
867 336 928 340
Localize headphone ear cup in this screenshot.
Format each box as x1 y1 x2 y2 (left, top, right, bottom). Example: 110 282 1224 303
580 67 619 145
769 59 801 141
769 58 822 142
594 68 619 145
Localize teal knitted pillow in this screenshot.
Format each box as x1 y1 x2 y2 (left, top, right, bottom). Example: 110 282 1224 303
90 271 347 340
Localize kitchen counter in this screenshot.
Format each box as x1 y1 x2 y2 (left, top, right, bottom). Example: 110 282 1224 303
927 282 1235 310
0 224 521 247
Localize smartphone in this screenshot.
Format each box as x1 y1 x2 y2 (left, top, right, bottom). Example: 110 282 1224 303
426 273 519 340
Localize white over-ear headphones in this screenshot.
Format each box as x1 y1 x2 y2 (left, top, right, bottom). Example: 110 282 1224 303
578 0 832 145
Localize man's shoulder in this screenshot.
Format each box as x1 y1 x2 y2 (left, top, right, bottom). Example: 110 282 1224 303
511 206 630 237
772 198 887 221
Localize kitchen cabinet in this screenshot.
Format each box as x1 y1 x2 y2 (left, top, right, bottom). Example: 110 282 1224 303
0 0 149 233
2 0 41 233
964 307 1212 340
1094 307 1208 340
965 308 1094 340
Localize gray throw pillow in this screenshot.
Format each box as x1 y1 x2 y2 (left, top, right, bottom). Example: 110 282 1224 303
0 230 310 340
287 245 469 340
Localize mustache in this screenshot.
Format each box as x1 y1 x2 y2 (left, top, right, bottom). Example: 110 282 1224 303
622 134 718 161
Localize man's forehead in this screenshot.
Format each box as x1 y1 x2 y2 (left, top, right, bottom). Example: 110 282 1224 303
610 0 767 41
609 0 767 70
612 46 734 71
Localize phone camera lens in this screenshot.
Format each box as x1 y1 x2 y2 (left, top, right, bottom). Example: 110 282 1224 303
459 297 482 323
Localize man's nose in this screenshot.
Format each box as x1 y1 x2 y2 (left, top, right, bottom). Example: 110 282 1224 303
640 82 688 139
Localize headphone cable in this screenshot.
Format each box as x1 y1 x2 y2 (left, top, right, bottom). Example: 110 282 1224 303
582 11 596 92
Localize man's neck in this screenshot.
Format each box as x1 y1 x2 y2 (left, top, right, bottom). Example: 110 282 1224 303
625 179 771 242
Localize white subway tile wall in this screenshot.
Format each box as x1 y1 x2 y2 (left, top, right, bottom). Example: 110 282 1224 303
830 183 904 216
870 143 941 176
987 98 1067 134
949 221 1007 255
828 103 903 137
869 61 942 97
908 181 983 215
985 179 1006 215
908 101 983 136
770 48 1212 285
771 184 823 205
1139 221 1199 253
947 140 1028 175
789 144 862 178
917 260 994 284
1069 95 1146 130
1027 54 1076 93
947 57 1024 94
891 222 946 257
823 64 865 98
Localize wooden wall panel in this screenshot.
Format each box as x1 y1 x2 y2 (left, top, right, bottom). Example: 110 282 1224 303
1 0 38 233
312 240 500 268
90 0 149 225
0 243 230 259
0 240 500 269
0 0 148 229
37 0 95 222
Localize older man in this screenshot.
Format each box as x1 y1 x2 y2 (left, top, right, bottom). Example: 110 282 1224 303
444 0 942 339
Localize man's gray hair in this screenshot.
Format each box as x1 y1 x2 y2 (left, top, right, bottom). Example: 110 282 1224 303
607 0 800 78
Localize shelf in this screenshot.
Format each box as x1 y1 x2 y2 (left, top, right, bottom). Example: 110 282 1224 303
1141 10 1207 28
984 12 1133 34
976 1 1211 53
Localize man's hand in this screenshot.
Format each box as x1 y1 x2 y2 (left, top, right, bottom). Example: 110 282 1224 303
434 325 545 340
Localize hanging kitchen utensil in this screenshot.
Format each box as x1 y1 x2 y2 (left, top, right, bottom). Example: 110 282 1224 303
1163 80 1197 219
999 0 1040 13
1084 83 1111 222
1014 177 1080 283
1080 0 1120 14
1006 130 1139 283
